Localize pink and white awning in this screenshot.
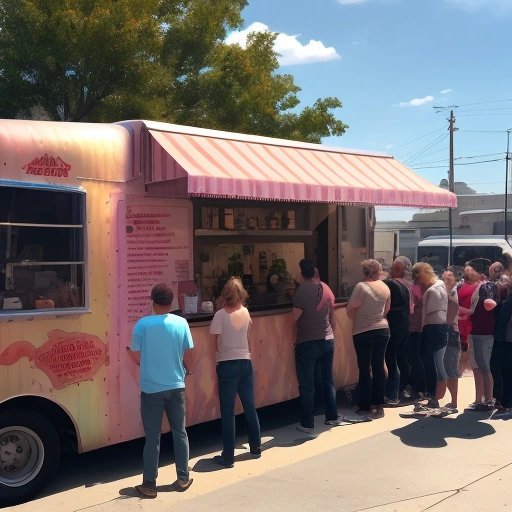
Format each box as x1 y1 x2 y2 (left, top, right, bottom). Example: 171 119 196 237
144 123 457 208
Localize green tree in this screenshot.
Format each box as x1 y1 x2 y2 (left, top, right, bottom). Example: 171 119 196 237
0 0 166 121
0 0 348 143
169 31 346 142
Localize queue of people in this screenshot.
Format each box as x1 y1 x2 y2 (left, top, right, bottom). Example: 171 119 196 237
126 254 512 497
347 255 512 421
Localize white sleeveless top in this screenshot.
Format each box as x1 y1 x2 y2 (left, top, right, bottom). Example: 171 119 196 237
209 306 252 362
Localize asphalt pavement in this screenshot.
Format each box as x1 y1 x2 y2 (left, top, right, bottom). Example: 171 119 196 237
7 374 512 512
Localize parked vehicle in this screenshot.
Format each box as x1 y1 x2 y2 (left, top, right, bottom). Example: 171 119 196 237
0 117 453 505
0 118 361 505
417 235 512 276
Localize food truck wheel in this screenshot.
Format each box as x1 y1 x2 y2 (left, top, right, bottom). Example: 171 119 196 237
0 410 61 506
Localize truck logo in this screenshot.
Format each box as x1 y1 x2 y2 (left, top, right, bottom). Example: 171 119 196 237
22 153 71 178
0 330 108 389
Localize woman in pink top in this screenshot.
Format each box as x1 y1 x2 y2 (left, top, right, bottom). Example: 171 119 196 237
209 277 261 468
458 265 479 352
347 259 391 419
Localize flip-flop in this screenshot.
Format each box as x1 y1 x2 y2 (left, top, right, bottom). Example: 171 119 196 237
400 409 434 418
175 478 194 492
340 415 372 423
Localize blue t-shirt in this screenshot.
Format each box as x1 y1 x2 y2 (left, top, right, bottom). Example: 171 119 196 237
131 314 194 393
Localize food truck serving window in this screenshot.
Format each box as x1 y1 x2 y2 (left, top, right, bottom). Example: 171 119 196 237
0 184 85 313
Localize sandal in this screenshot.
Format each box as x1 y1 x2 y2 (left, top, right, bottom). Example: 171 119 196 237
414 403 432 412
175 478 194 492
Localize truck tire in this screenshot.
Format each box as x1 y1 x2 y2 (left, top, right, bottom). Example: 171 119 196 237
0 410 61 506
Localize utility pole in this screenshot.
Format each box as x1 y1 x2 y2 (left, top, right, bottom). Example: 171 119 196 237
505 129 511 240
448 110 455 266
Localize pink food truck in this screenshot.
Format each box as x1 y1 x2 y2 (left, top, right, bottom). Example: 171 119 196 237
0 118 456 504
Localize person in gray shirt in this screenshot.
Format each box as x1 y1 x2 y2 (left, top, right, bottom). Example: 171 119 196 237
292 259 340 435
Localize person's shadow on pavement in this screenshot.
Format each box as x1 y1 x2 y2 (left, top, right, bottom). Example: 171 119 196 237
391 411 496 448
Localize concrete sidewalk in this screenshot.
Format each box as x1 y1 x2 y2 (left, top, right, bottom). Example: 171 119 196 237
10 375 511 512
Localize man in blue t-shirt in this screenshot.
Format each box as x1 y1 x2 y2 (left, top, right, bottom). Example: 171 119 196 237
127 283 194 497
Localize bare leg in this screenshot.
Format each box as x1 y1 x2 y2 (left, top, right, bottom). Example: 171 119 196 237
446 378 459 407
473 368 484 403
483 371 493 402
435 380 447 402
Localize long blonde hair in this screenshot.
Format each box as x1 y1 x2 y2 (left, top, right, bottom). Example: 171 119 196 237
220 277 249 308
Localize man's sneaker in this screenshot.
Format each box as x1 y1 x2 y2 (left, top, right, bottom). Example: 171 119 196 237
384 398 401 407
466 401 490 412
212 455 234 468
400 386 412 399
493 407 512 418
485 399 497 410
135 483 157 498
370 406 384 419
296 424 316 435
175 478 194 492
440 405 458 415
427 398 440 408
249 447 262 458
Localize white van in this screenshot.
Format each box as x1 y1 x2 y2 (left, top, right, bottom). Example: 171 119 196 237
417 235 512 276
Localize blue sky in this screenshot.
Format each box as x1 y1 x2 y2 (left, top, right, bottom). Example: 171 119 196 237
231 0 512 220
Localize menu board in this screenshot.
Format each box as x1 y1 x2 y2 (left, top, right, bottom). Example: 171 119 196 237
124 199 192 322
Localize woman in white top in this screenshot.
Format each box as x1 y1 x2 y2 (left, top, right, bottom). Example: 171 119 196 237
411 262 448 409
347 259 391 419
209 277 261 468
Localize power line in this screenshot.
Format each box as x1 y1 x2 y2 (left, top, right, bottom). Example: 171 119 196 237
454 98 512 107
399 145 449 162
391 127 446 151
403 134 448 165
411 157 505 169
457 157 505 165
434 98 512 109
407 152 504 167
459 152 504 160
456 107 512 113
457 113 512 117
460 129 510 133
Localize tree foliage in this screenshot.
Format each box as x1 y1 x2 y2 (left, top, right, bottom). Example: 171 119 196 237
0 0 167 121
0 0 348 142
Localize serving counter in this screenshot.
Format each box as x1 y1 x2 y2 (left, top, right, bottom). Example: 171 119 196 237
182 303 358 426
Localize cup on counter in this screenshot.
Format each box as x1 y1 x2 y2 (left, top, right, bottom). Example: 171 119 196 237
201 301 214 313
184 295 198 314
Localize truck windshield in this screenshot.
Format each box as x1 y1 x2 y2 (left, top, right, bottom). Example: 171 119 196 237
453 246 503 266
417 246 448 275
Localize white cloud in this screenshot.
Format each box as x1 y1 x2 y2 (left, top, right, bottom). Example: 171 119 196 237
351 39 367 46
397 95 434 108
225 22 341 66
445 0 512 12
440 88 452 94
385 144 394 149
338 0 367 4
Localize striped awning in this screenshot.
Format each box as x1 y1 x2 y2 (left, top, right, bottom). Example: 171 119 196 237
144 123 457 208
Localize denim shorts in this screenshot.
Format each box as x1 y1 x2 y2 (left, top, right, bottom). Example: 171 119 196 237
444 326 461 379
469 334 494 371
